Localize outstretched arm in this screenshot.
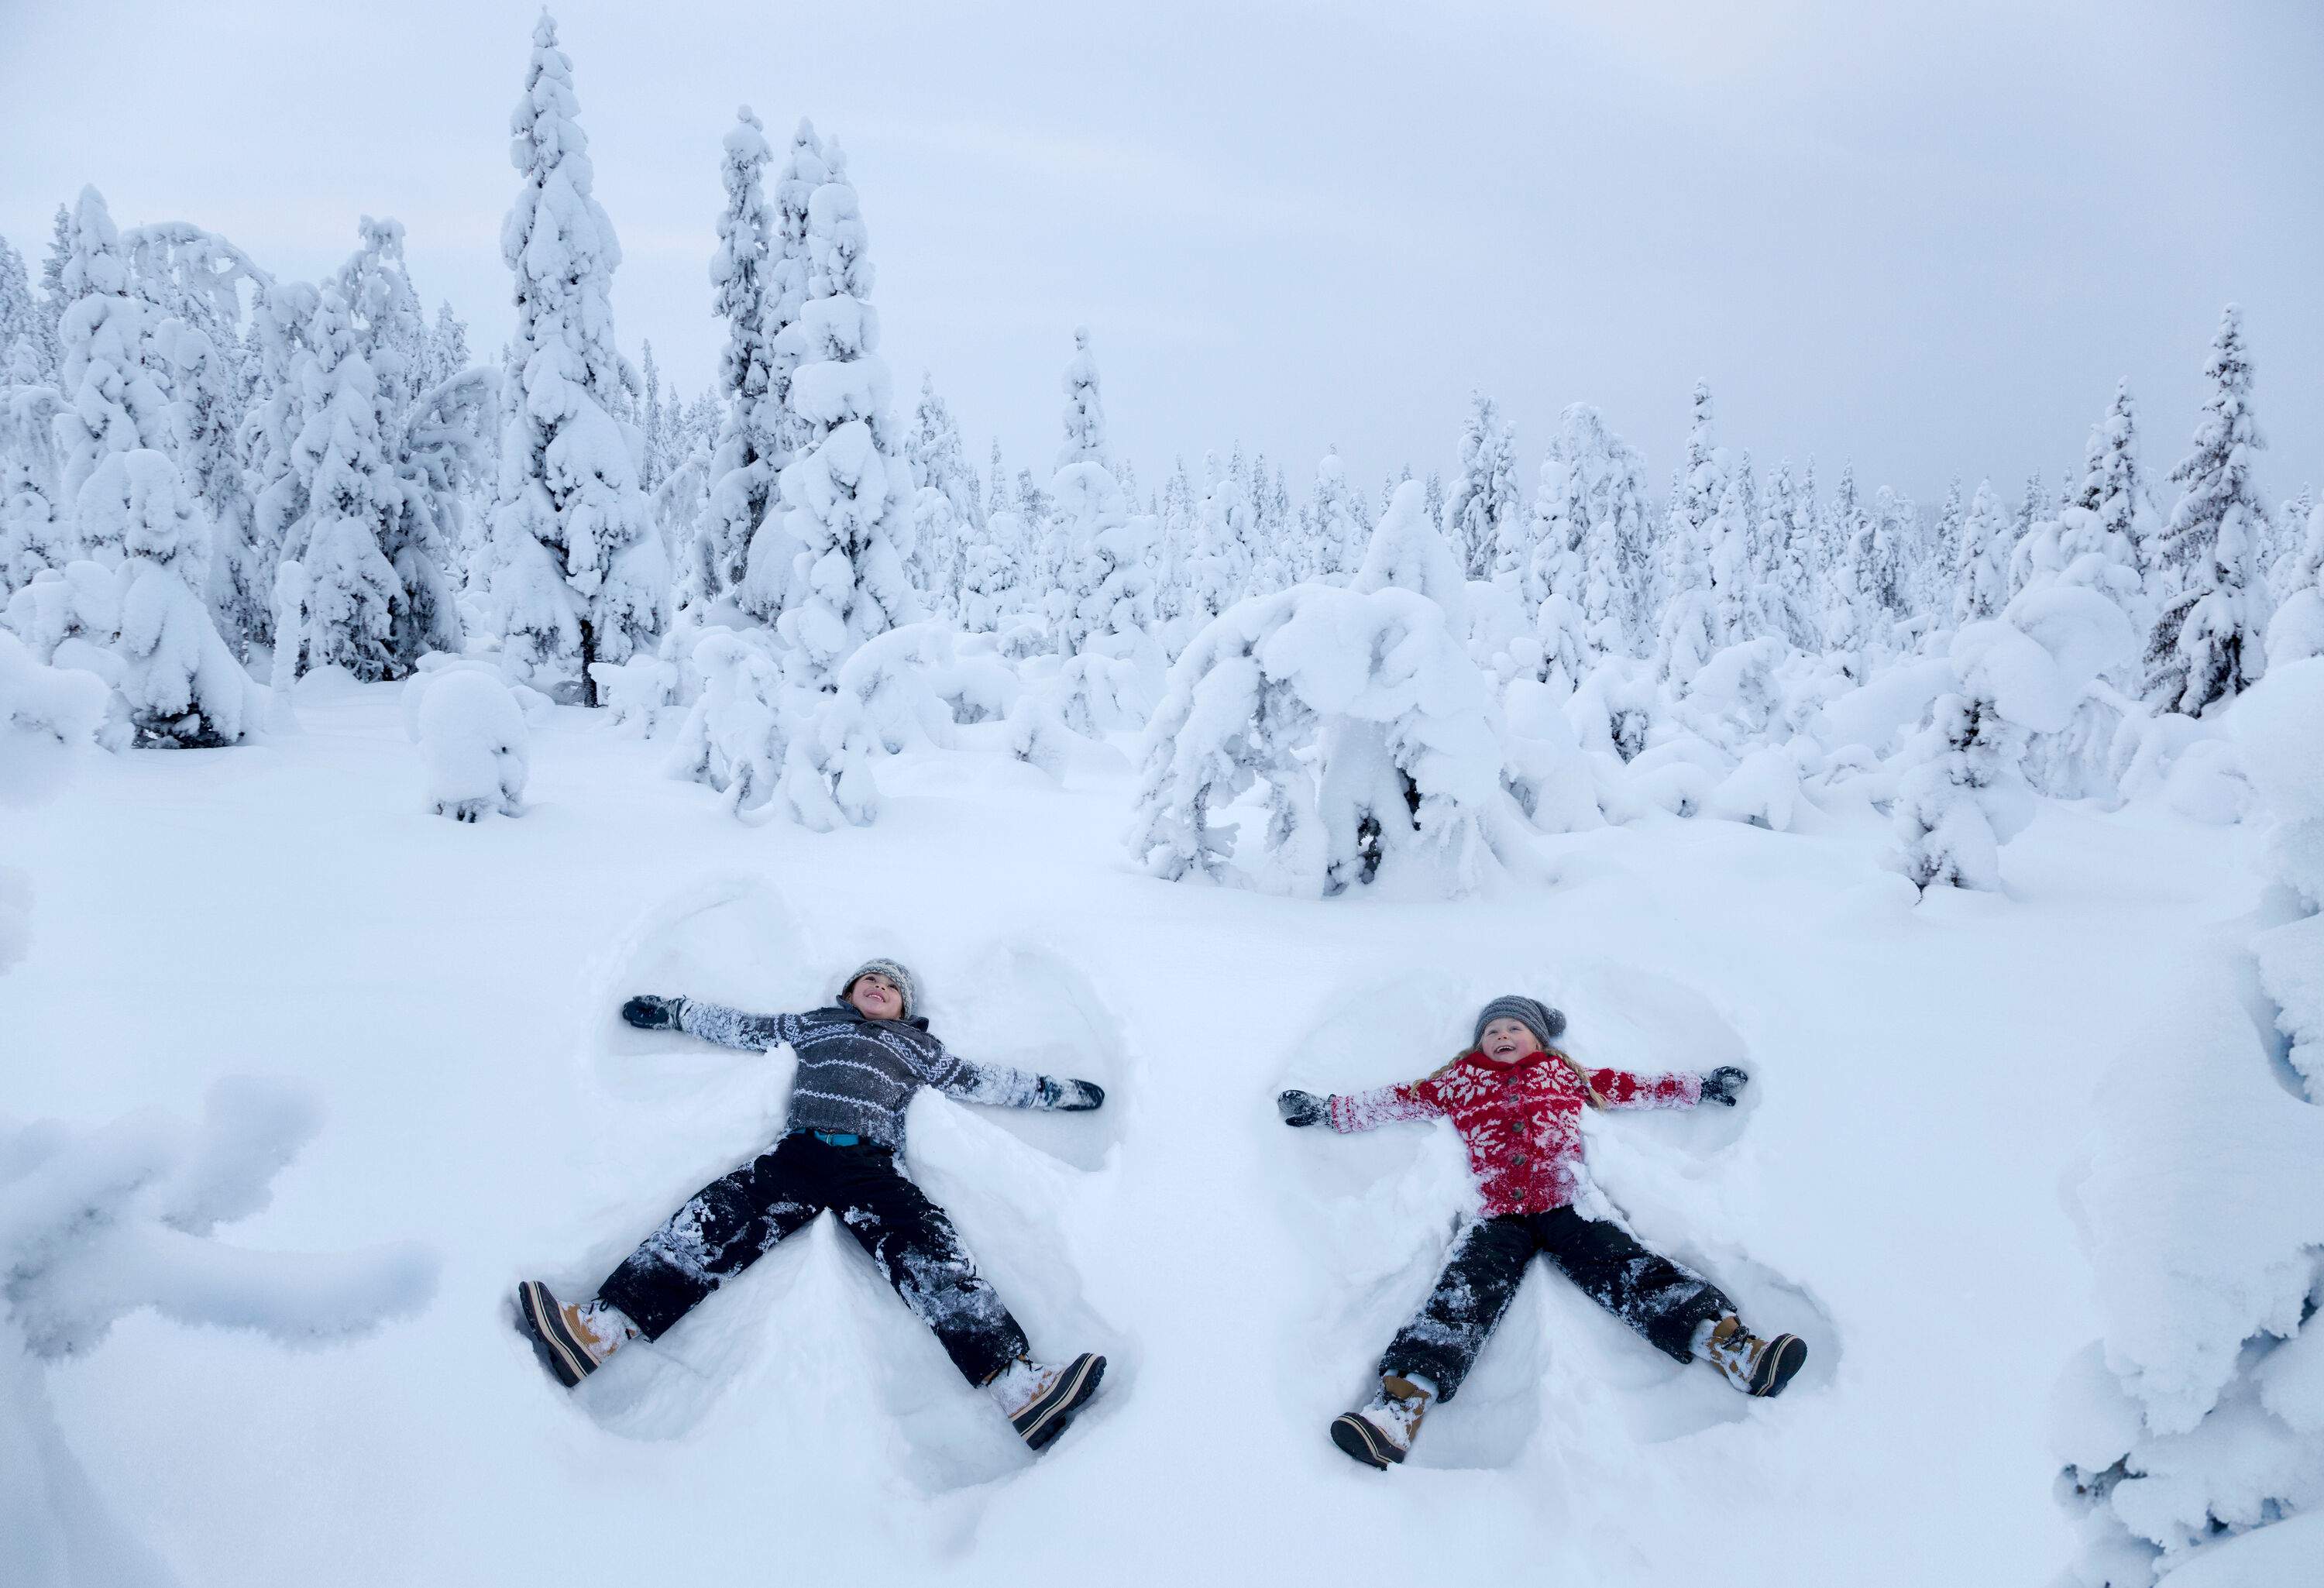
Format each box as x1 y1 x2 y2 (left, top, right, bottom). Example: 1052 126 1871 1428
621 995 802 1054
923 1040 1105 1112
1586 1065 1747 1109
1277 1081 1442 1133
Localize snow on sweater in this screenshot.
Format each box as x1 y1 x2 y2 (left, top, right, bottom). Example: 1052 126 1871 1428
675 999 1060 1150
1329 1048 1704 1217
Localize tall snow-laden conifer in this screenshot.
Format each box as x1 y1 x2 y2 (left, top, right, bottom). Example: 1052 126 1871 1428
767 140 916 686
0 337 64 594
284 286 399 678
51 189 185 563
700 106 779 610
1057 325 1107 471
2146 305 2269 717
0 239 48 383
1952 480 2010 625
1446 394 1518 579
489 13 665 704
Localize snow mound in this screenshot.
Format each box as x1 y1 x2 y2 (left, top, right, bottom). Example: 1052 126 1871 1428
405 666 529 822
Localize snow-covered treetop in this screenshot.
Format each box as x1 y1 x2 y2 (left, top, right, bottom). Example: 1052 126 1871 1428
1353 478 1466 613
1057 324 1107 473
710 105 776 410
501 10 625 411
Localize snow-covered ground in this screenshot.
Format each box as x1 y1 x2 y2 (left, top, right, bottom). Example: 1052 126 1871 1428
3 675 2265 1585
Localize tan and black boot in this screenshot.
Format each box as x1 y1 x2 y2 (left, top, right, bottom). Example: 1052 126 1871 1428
514 1280 632 1388
1701 1315 1807 1397
1331 1374 1432 1469
989 1353 1108 1452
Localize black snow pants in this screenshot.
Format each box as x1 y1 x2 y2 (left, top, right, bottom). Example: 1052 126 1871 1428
1380 1205 1733 1400
596 1131 1029 1387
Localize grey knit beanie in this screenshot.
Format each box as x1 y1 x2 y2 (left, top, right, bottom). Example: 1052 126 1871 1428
842 957 918 1020
1473 995 1565 1051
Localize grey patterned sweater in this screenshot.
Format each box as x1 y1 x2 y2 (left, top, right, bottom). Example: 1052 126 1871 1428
674 999 1064 1150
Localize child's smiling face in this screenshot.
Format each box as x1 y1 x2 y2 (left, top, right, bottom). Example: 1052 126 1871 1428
1477 1017 1539 1064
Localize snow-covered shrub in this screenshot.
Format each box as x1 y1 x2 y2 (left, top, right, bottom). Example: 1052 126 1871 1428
2240 658 2324 1095
1889 585 2135 892
662 627 875 830
2053 673 2324 1583
1567 653 1659 764
405 666 529 821
0 1081 438 1588
1126 581 1536 898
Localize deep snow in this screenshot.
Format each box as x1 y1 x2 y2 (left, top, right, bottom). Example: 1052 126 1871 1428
1 671 2267 1586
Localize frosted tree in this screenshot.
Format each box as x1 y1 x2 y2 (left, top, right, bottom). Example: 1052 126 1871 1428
235 280 319 651
1185 450 1252 624
1543 404 1649 658
333 219 476 672
1057 324 1108 471
1 340 65 596
1305 450 1366 585
50 189 184 562
1752 460 1815 649
766 140 918 686
1926 478 1966 613
1951 480 2011 625
1664 380 1724 599
700 106 781 610
0 237 49 383
489 13 665 704
1865 486 1913 633
426 301 472 394
1523 457 1590 690
282 287 400 678
763 119 828 467
1128 481 1534 899
2264 501 2324 666
2083 379 2156 589
1351 474 1467 613
1446 394 1519 579
2144 307 2269 717
1156 456 1196 630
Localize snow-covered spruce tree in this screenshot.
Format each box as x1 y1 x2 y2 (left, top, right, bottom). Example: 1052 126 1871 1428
1054 462 1160 734
2085 379 2157 592
2054 660 2324 1587
1951 479 2011 626
766 139 918 688
2264 501 2324 665
489 13 665 704
1444 394 1518 580
0 1080 438 1588
234 279 319 652
2144 305 2269 718
1 339 66 597
1301 450 1364 586
427 301 472 395
1865 486 1914 639
1523 456 1589 689
904 372 979 605
1751 459 1816 650
1927 478 1966 615
50 189 185 563
0 237 49 386
698 106 782 611
1184 450 1252 627
1128 480 1534 898
282 286 401 679
1542 404 1649 658
332 218 477 673
1057 324 1107 471
34 205 71 371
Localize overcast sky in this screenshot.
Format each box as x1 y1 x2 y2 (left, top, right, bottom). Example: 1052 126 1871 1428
4 0 2318 509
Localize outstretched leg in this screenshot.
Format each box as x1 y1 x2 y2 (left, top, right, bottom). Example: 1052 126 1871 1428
823 1143 1031 1387
1377 1214 1538 1402
1530 1206 1732 1363
595 1134 827 1342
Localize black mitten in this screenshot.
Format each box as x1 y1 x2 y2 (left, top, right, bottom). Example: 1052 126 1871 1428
621 995 684 1031
1277 1089 1327 1127
1040 1078 1105 1111
1701 1066 1749 1106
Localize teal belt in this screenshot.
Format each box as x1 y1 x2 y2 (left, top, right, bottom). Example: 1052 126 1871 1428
805 1129 861 1146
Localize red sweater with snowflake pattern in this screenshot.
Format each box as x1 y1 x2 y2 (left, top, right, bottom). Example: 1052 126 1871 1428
1328 1049 1703 1217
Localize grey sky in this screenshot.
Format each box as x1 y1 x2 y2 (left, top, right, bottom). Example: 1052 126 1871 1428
4 0 2318 510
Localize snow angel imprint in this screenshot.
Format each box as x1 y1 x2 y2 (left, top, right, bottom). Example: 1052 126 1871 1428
1280 995 1807 1469
515 958 1109 1453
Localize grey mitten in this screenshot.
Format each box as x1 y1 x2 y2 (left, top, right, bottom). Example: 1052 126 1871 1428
1701 1066 1749 1106
1277 1089 1327 1127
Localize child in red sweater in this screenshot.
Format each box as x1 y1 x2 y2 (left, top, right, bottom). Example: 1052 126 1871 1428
1280 995 1806 1469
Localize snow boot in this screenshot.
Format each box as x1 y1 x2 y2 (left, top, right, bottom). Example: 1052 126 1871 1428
514 1280 630 1388
989 1353 1107 1452
1330 1374 1432 1469
1701 1315 1807 1397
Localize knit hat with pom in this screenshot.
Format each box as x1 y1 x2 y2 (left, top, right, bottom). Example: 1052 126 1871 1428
1473 995 1565 1052
842 958 919 1020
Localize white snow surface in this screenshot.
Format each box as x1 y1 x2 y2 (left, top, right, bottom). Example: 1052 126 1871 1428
0 681 2274 1586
